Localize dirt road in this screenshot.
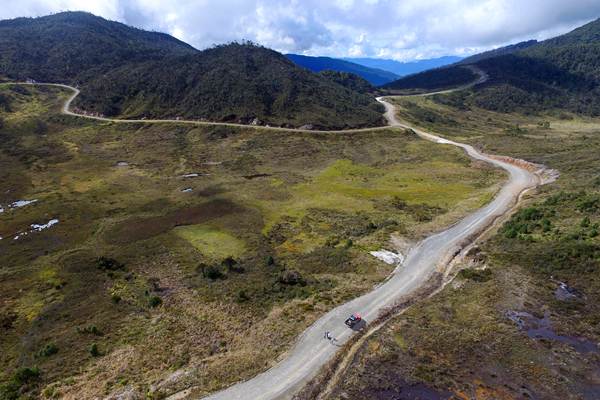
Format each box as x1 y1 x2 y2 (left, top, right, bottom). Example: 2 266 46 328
191 97 542 400
5 79 543 400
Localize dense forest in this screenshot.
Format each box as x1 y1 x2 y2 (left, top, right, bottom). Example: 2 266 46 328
0 12 384 129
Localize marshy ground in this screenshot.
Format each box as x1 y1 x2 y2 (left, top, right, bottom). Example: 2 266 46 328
0 85 504 399
319 95 600 400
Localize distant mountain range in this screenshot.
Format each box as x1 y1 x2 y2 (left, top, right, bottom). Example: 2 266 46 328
345 56 463 77
384 17 600 116
0 12 384 129
285 54 399 86
286 54 462 86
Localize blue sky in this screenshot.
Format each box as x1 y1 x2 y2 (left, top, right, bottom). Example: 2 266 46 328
2 0 600 61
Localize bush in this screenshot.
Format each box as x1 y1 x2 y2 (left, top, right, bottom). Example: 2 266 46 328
458 268 492 282
278 270 306 286
89 343 101 357
37 343 58 358
148 296 162 308
577 195 599 213
96 257 125 271
266 255 275 266
13 368 40 386
222 256 244 273
0 367 41 400
200 264 225 280
236 290 250 303
77 325 102 336
501 207 545 238
111 294 121 304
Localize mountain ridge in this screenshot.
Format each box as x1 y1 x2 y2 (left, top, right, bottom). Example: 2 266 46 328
285 54 398 85
0 11 384 129
383 17 600 115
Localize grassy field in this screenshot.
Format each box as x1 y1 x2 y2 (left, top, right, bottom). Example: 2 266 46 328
320 95 600 400
0 85 504 399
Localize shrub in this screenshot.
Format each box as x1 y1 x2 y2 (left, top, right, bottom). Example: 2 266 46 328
236 290 250 303
148 296 162 308
501 207 545 238
222 256 244 273
266 255 275 266
37 343 58 357
581 217 591 228
0 367 41 400
13 367 40 386
391 196 408 210
278 270 306 286
458 268 492 282
577 195 599 213
111 294 121 304
89 343 101 357
96 257 125 271
77 325 102 336
200 264 225 280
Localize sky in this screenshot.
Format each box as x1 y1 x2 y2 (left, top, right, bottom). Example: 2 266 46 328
2 0 600 61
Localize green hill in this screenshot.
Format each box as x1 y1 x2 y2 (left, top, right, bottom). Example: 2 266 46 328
386 18 600 116
0 12 384 129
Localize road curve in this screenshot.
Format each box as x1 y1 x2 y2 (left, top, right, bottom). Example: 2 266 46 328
5 80 541 400
2 82 390 134
192 109 541 398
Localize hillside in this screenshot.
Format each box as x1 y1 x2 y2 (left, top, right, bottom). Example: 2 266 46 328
386 18 600 115
346 56 462 77
0 12 384 129
381 65 477 93
317 70 374 93
286 54 398 86
458 40 538 65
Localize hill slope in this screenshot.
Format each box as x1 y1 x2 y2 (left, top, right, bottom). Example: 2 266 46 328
386 18 600 115
0 12 384 129
286 54 398 86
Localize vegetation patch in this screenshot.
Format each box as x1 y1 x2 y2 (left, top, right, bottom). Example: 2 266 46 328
174 225 246 260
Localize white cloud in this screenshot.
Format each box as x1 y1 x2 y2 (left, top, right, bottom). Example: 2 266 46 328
1 0 599 60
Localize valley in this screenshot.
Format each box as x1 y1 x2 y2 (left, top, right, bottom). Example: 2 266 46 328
1 8 600 400
0 84 503 399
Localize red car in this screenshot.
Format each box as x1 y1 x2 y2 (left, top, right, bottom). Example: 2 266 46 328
345 313 362 327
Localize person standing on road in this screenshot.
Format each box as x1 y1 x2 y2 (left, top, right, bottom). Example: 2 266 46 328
325 331 337 343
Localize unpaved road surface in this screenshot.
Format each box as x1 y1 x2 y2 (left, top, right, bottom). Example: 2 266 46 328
7 79 541 400
193 104 541 399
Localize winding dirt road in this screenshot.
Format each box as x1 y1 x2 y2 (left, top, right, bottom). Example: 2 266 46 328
6 79 545 400
191 98 542 400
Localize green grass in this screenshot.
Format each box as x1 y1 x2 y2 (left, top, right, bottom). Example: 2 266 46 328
173 225 246 260
320 94 600 400
0 85 504 399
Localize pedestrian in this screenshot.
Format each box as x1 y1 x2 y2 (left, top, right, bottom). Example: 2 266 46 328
324 331 332 340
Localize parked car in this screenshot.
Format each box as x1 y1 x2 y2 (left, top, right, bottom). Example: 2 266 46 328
345 313 362 327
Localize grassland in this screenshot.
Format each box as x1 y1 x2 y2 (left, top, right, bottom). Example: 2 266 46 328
0 85 503 399
319 95 600 400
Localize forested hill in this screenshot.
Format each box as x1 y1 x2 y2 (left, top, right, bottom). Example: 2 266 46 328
383 17 600 116
0 12 384 129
